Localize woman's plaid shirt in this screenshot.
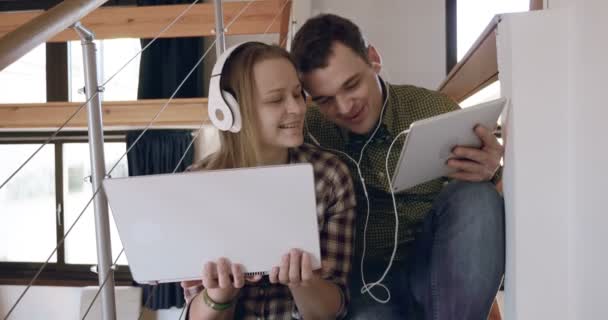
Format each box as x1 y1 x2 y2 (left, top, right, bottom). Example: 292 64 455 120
183 143 356 319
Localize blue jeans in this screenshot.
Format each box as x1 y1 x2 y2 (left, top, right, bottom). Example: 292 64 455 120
346 181 505 320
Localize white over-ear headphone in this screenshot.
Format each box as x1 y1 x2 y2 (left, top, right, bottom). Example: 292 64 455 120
208 42 255 133
209 41 307 132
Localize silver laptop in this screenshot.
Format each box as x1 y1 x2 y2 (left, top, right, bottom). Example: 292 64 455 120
391 97 507 192
103 163 321 284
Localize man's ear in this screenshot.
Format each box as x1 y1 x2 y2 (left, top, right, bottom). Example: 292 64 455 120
367 45 383 74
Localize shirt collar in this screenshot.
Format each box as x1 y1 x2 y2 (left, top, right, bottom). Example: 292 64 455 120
379 79 400 136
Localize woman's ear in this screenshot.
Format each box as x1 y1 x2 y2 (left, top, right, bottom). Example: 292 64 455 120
367 45 383 74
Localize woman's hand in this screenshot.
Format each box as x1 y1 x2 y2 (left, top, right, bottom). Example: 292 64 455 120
181 258 262 304
268 249 318 288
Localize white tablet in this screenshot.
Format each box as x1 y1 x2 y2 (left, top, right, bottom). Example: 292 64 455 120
391 97 507 193
103 164 321 284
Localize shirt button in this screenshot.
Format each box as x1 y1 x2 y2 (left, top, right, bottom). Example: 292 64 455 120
259 289 265 295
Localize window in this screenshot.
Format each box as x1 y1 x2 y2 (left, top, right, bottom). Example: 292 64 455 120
0 144 56 263
0 44 46 103
69 39 141 102
457 0 530 61
0 134 132 284
63 142 128 265
0 1 140 285
453 1 530 108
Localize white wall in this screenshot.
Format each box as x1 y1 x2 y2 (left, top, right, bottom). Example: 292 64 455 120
566 1 608 318
0 285 182 320
0 286 81 319
547 0 570 8
498 9 571 320
499 2 608 319
307 0 447 89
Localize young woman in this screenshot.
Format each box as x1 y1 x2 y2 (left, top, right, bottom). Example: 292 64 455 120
181 42 356 320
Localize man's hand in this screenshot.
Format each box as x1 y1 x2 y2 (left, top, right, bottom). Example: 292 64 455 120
447 125 503 182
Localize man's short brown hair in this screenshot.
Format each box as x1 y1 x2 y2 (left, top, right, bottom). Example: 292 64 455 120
291 14 369 74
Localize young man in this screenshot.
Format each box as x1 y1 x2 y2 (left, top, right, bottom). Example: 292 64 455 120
291 14 505 319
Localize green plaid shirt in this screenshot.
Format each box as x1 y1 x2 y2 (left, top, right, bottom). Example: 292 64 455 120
305 82 461 261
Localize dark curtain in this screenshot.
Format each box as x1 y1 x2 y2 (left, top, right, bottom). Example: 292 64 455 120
137 0 206 99
131 0 205 309
126 130 194 176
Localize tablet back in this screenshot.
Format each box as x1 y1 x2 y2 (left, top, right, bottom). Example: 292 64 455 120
391 98 507 192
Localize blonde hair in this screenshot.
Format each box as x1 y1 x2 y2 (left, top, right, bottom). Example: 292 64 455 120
195 43 298 170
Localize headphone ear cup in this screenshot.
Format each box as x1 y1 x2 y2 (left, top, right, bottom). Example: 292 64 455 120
208 99 234 132
208 75 234 131
222 90 242 133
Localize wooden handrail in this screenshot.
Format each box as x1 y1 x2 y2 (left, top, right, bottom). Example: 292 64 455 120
438 15 500 103
530 0 544 11
438 1 543 103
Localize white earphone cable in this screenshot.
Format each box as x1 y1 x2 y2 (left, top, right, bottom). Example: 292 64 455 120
305 77 411 303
